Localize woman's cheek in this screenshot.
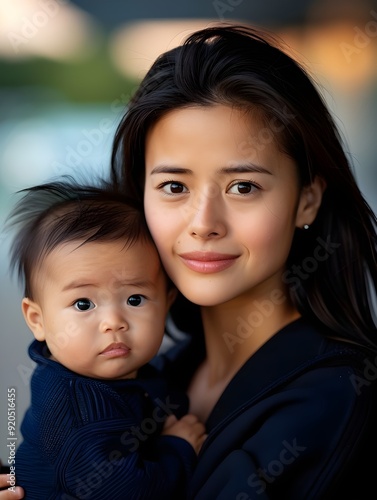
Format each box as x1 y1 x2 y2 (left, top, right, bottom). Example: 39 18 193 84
143 215 170 266
144 198 159 235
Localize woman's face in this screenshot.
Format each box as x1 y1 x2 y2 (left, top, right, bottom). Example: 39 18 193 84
144 105 307 307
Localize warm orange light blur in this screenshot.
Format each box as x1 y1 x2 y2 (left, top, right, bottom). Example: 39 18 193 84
109 19 228 79
280 19 377 91
0 0 100 60
108 16 377 92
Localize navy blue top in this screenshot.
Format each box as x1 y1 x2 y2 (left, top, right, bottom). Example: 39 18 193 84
158 315 377 499
16 340 196 500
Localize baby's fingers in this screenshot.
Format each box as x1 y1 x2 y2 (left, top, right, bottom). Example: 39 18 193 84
0 473 24 498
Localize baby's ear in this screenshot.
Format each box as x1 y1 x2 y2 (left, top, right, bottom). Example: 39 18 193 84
296 176 327 228
22 298 45 341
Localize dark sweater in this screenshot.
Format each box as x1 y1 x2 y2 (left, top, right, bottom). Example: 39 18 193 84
159 314 377 499
16 340 196 500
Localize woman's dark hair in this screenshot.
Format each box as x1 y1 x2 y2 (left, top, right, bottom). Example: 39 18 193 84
111 24 377 348
6 178 152 299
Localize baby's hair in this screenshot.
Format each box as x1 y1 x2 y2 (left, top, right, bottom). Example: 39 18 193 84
6 178 153 299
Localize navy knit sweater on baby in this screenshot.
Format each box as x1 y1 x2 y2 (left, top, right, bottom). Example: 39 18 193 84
15 340 195 500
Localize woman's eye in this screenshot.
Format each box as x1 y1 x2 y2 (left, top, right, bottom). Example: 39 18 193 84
227 181 259 195
127 295 146 307
160 181 188 195
74 298 95 311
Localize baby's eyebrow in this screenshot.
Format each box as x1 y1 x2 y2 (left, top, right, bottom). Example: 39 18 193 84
112 279 155 289
62 280 94 291
62 279 155 292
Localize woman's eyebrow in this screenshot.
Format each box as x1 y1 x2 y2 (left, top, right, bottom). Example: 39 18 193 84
150 166 192 175
218 164 273 175
150 164 272 175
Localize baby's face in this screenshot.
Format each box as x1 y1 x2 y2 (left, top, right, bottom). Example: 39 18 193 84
24 239 171 379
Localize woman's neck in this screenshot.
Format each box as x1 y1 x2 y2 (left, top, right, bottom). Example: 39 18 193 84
200 294 300 385
187 286 301 421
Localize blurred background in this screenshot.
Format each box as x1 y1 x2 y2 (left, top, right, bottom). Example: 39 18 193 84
1 0 376 461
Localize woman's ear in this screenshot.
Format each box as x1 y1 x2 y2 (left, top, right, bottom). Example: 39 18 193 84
22 298 45 341
296 176 326 228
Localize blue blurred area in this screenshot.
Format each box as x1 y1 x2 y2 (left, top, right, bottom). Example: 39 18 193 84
0 0 376 463
70 0 314 28
0 96 123 463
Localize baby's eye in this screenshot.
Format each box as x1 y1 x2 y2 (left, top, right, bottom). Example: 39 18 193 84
127 295 146 307
74 298 95 311
159 181 188 195
227 181 259 195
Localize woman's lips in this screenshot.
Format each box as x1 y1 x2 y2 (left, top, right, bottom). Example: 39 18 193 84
100 343 130 358
179 252 239 273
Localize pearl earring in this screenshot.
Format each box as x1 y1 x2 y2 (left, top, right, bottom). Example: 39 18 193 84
303 224 309 230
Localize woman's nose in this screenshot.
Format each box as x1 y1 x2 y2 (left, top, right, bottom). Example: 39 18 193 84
187 189 227 239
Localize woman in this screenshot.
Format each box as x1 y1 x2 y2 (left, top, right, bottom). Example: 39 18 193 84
2 24 377 499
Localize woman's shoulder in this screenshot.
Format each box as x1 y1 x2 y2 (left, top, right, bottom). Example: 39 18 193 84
268 317 377 404
194 320 377 499
206 317 377 426
262 316 375 372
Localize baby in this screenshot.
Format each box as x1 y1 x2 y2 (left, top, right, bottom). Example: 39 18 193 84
7 179 206 499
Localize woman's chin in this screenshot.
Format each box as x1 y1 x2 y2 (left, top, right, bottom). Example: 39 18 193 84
180 289 232 307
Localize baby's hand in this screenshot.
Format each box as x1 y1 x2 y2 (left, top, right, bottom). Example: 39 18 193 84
162 414 207 454
0 474 24 498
